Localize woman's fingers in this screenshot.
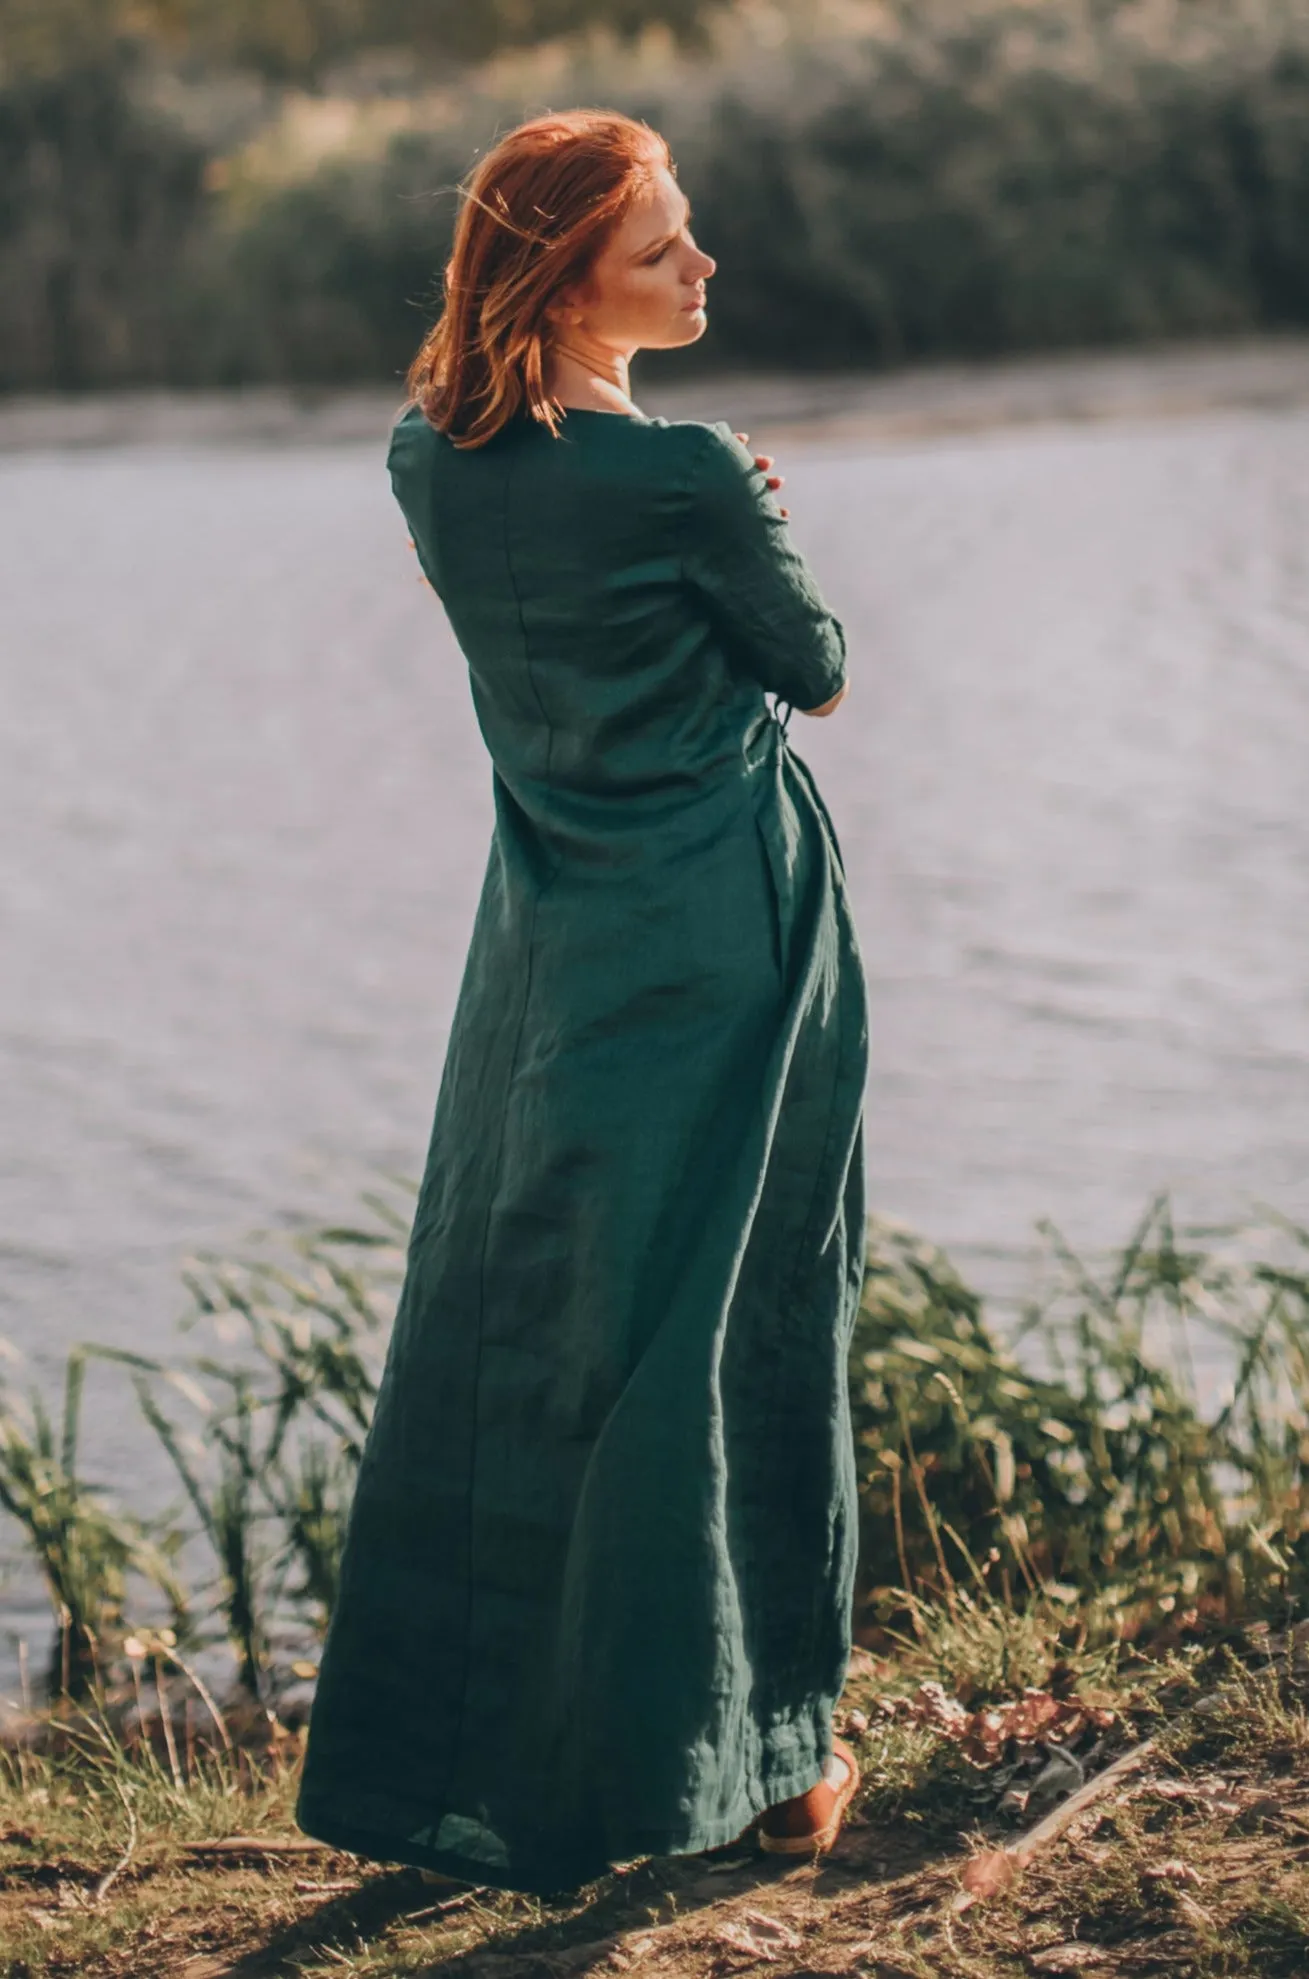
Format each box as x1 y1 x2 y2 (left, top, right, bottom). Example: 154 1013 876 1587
746 443 787 501
735 433 788 497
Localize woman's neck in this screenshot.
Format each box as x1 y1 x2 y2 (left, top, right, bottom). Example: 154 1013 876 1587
547 335 640 415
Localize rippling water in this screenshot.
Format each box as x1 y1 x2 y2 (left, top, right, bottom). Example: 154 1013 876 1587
2 398 1308 1656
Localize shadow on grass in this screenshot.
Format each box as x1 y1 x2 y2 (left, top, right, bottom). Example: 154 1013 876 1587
218 1824 942 1978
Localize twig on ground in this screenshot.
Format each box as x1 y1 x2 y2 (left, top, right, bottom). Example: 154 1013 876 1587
955 1740 1157 1909
181 1835 335 1859
93 1783 139 1905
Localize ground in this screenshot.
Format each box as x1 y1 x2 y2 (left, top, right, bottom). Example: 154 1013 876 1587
4 1640 1308 1979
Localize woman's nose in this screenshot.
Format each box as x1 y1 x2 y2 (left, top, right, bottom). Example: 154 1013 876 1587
694 247 717 280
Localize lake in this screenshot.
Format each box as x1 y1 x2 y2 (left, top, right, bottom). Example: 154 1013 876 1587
2 360 1309 1666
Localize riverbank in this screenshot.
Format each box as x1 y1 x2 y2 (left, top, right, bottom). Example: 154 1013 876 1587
3 335 1309 455
3 1621 1307 1977
4 1203 1309 1972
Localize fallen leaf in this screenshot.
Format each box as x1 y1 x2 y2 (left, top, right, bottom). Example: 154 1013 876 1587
880 1683 1115 1766
959 1849 1017 1899
715 1909 804 1960
739 1907 803 1946
1143 1860 1203 1888
911 1682 971 1736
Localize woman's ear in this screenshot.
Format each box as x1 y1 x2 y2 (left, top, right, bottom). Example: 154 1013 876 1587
545 287 585 332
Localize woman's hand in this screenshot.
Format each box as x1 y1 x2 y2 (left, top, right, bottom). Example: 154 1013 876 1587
735 432 788 519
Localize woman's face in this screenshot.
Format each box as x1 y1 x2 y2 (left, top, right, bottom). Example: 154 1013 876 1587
560 165 717 354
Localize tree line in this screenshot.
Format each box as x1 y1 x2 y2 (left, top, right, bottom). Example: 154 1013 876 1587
0 0 713 80
4 1 1309 392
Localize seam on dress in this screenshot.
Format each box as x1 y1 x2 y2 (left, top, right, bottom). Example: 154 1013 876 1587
769 804 858 1688
448 439 561 1815
677 425 720 595
507 438 560 843
782 879 853 1320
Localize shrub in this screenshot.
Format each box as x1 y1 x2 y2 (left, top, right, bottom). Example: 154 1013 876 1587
185 1 1309 384
0 55 207 390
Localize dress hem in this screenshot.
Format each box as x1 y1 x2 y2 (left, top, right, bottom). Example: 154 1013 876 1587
296 1745 834 1898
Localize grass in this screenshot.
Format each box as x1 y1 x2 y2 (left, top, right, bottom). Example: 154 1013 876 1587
855 1196 1309 1657
5 1188 1309 1722
3 1189 1309 1971
3 1619 1308 1975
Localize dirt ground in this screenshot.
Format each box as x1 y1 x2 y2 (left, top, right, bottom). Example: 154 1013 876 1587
4 1656 1308 1979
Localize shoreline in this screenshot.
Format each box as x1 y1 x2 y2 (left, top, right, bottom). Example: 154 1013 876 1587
3 334 1309 455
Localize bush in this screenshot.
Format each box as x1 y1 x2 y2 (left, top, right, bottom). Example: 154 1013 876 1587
9 6 1309 388
182 1 1309 385
0 56 207 390
186 130 464 387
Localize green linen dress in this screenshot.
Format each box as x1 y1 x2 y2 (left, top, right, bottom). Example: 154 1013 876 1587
296 403 868 1894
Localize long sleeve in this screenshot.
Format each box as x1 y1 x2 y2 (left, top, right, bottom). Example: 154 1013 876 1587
681 422 848 712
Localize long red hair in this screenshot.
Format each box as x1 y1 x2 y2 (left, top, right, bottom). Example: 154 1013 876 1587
407 110 670 449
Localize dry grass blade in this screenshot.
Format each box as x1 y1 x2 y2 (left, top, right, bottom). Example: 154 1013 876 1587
93 1782 139 1905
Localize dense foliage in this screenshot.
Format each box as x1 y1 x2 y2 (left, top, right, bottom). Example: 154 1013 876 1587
5 3 1309 389
0 0 714 80
0 57 205 390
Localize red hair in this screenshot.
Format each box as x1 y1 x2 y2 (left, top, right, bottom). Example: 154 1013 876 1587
407 110 670 449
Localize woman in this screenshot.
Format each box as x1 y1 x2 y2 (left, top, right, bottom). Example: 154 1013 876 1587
297 108 868 1895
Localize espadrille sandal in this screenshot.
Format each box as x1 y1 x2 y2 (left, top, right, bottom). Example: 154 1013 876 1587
756 1735 860 1856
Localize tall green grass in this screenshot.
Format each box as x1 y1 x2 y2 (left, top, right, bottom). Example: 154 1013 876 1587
0 1347 187 1698
0 1192 406 1704
852 1200 1309 1660
3 1183 1308 1711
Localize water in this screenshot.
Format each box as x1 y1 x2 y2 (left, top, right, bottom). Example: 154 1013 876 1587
3 397 1309 1660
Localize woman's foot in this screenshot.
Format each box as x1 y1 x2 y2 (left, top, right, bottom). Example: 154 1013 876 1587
757 1736 860 1855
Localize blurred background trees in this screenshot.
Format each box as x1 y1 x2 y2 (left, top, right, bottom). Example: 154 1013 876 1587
0 0 715 80
4 0 1309 392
